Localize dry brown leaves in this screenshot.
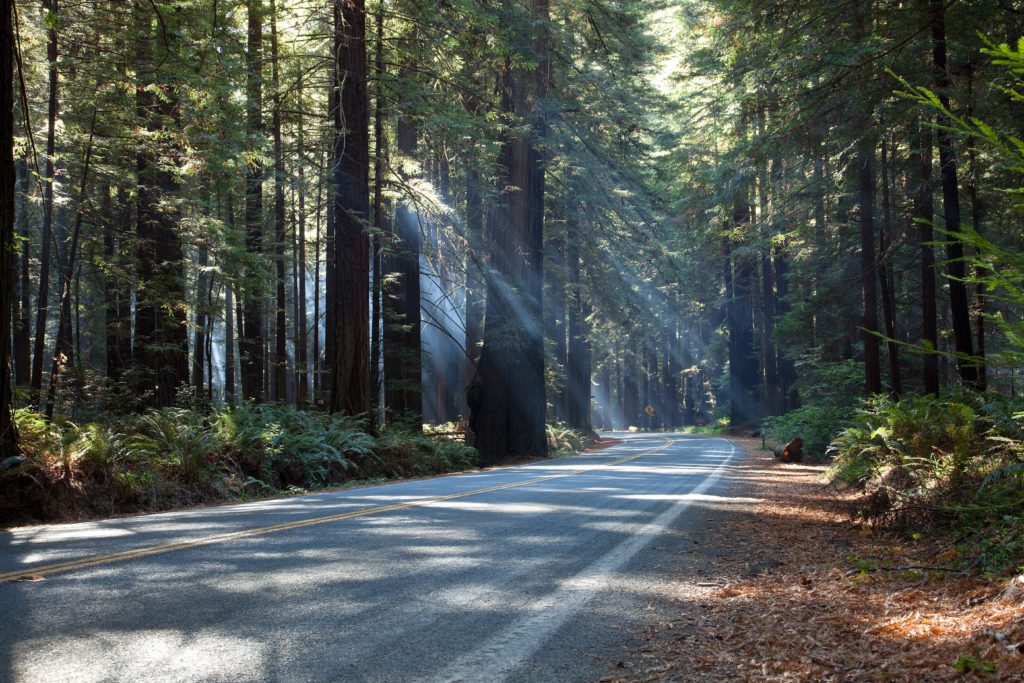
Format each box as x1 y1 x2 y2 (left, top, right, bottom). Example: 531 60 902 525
605 437 1024 682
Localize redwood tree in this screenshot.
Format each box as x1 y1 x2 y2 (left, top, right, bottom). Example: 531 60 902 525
328 0 372 419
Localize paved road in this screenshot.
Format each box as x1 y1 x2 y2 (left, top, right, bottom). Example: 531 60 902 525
0 432 740 682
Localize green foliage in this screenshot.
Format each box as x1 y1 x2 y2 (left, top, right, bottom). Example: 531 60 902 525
4 406 480 525
546 422 594 456
825 395 1024 572
764 361 863 460
953 655 996 674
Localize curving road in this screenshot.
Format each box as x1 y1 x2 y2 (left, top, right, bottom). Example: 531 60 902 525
0 432 741 682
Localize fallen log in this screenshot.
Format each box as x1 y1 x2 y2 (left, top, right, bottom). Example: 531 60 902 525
772 437 803 463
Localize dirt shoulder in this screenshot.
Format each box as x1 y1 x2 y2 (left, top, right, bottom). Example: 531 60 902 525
602 436 1024 682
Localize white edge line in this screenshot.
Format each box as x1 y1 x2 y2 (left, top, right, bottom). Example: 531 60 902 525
437 436 740 683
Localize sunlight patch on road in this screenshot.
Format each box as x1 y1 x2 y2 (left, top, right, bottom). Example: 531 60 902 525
14 630 267 682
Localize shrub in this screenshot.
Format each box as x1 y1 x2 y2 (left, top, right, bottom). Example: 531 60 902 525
3 405 481 526
824 395 1024 572
546 422 593 456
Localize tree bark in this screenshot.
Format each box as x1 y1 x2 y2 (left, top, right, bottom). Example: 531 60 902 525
369 6 385 421
728 199 759 427
13 155 29 387
1 0 17 456
241 0 265 402
858 135 882 395
30 0 60 402
911 120 940 395
294 67 309 409
134 1 188 407
565 237 591 432
328 0 372 420
383 111 422 426
45 113 96 418
468 0 549 463
270 0 287 402
879 139 902 397
929 0 977 387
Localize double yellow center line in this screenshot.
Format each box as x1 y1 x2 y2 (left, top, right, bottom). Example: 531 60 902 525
1 438 674 584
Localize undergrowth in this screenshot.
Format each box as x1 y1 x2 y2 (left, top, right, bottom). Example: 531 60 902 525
0 404 479 526
825 394 1024 573
546 422 595 456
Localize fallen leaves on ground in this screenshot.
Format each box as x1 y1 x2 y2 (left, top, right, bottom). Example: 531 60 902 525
604 437 1024 682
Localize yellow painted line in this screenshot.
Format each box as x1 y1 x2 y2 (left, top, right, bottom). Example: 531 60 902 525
1 438 674 584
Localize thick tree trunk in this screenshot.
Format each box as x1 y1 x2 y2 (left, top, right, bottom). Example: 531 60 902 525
468 0 549 463
929 0 977 387
1 0 17 456
858 135 882 395
30 0 60 402
328 0 372 420
241 0 265 402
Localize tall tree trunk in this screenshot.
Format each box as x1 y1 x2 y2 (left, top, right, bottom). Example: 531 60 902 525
728 200 759 426
565 237 591 433
966 65 986 391
1 0 17 456
465 166 484 366
879 139 902 397
312 149 323 401
911 120 940 395
774 242 799 410
546 232 567 421
468 0 549 463
13 155 29 387
383 110 422 426
929 0 977 386
103 187 129 381
294 70 309 409
241 0 265 402
45 114 96 418
134 4 188 408
192 240 209 399
328 0 372 420
224 192 237 404
30 0 60 402
858 135 882 395
270 0 287 402
369 5 385 421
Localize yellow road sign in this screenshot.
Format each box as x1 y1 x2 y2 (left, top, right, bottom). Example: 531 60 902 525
644 404 655 415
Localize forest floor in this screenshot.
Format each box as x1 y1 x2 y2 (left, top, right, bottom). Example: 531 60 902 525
600 436 1024 682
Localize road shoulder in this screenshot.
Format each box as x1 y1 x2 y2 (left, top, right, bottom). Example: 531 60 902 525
600 435 1024 682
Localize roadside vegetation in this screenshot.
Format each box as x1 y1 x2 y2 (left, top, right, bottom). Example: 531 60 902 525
2 405 476 525
0 405 600 527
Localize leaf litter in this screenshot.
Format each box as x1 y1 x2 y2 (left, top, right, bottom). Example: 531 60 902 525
600 437 1024 682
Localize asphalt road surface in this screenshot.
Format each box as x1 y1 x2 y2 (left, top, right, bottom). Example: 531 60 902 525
0 432 740 682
